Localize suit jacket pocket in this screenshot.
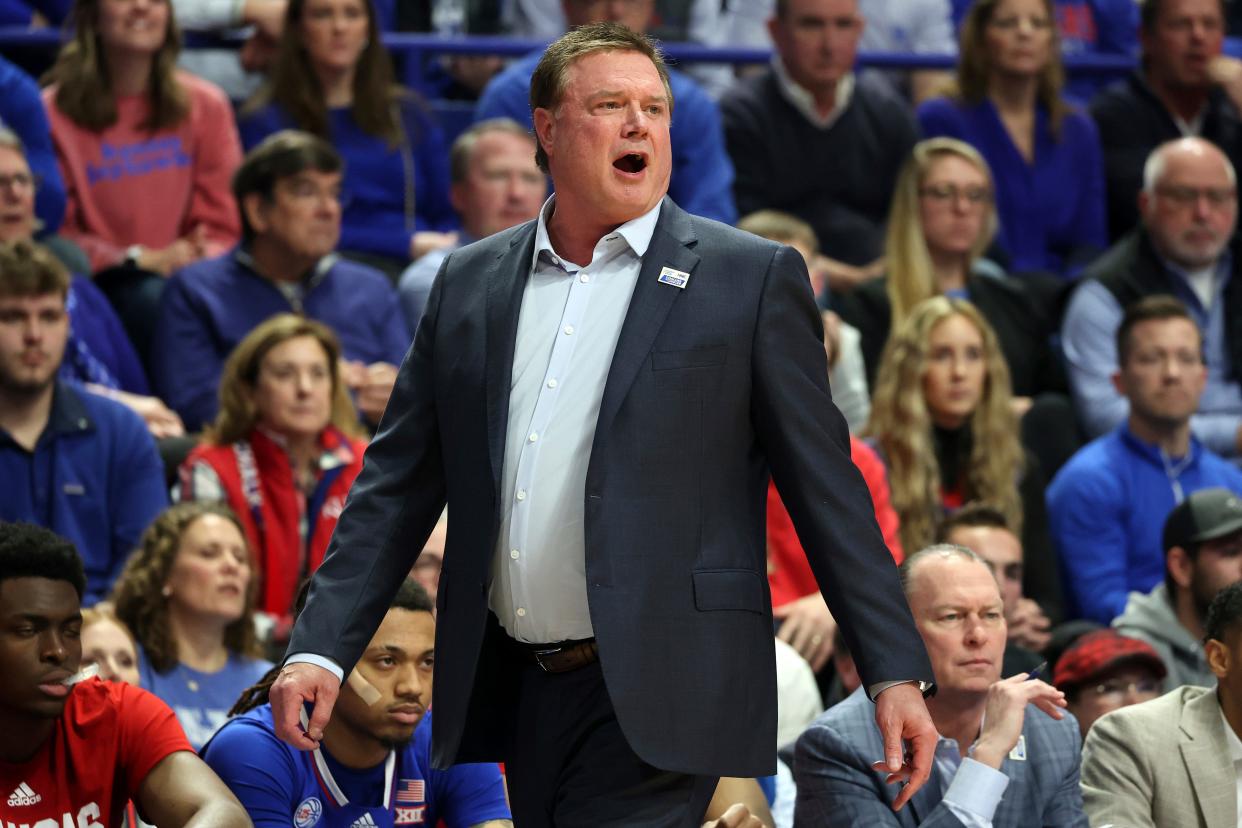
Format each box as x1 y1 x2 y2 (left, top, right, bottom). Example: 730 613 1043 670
693 569 765 614
651 345 728 371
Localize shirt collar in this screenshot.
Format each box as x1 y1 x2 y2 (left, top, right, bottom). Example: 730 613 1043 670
47 381 94 438
1219 700 1242 764
771 56 854 129
234 246 337 293
531 194 663 271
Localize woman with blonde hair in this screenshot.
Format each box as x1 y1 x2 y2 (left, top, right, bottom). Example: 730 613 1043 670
81 604 141 686
917 0 1105 276
865 296 1060 616
178 314 367 627
112 501 272 749
238 0 454 276
838 137 1078 472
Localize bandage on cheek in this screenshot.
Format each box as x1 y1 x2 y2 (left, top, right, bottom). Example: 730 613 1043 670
347 667 382 706
62 664 100 686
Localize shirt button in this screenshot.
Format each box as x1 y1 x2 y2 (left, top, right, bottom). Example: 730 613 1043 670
579 274 590 283
510 549 520 560
516 489 527 501
528 432 539 442
563 325 575 335
546 378 558 389
516 608 526 617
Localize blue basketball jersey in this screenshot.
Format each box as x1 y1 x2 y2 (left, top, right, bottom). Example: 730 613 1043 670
201 705 510 828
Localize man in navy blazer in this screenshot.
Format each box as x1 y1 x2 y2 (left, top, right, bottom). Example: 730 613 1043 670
268 22 937 826
795 545 1087 826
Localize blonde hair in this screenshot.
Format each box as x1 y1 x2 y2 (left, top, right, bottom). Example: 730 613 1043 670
884 138 998 328
951 0 1068 134
205 314 361 445
81 604 137 646
865 297 1023 553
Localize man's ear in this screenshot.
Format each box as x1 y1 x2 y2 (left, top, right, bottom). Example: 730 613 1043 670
533 107 555 164
449 181 467 217
1110 368 1125 397
1167 545 1194 591
242 193 270 236
1207 637 1230 680
1137 189 1151 221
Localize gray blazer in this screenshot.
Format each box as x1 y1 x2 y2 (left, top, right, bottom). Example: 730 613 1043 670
287 198 934 776
1082 685 1237 828
794 688 1088 827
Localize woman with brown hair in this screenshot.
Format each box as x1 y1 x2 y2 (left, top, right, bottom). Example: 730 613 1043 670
177 314 367 627
865 296 1061 618
41 0 241 275
112 501 272 749
917 0 1106 277
238 0 454 276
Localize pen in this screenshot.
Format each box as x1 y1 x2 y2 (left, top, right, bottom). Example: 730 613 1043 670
1026 660 1048 681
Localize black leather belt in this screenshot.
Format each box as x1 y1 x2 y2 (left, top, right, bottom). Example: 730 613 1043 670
510 637 599 673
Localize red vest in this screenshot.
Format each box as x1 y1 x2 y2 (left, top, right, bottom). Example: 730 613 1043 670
181 426 366 619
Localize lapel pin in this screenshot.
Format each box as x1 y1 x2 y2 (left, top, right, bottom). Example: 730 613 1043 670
1008 735 1027 761
657 266 691 289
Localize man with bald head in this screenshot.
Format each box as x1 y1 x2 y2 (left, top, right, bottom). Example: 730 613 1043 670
1062 136 1242 460
795 545 1087 826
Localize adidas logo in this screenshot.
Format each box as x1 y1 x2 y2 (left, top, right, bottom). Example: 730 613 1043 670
6 782 41 806
350 814 378 828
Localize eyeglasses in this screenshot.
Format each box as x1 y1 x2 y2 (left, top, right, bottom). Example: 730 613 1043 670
919 183 992 206
0 172 39 193
1156 185 1237 210
280 179 349 208
1085 677 1162 699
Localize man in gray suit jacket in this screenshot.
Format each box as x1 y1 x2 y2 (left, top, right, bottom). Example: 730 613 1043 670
265 21 938 827
795 545 1087 826
1082 581 1242 828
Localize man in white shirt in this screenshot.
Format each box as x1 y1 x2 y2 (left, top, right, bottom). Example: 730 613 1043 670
1082 579 1242 828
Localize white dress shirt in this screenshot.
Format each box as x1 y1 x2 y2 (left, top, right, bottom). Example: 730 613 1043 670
489 196 660 643
933 733 1011 827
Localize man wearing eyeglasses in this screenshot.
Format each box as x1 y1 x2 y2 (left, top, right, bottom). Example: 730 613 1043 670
1081 580 1242 828
1115 487 1242 692
1052 629 1166 739
1062 137 1242 460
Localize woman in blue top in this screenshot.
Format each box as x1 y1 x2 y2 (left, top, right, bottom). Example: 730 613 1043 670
238 0 454 277
918 0 1107 277
112 502 274 750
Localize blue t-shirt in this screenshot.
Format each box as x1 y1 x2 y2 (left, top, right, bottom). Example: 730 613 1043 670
138 649 273 750
202 706 511 828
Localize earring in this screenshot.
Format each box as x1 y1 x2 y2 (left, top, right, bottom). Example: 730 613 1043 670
162 585 172 598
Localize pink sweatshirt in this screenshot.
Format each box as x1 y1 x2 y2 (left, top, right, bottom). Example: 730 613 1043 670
43 71 242 272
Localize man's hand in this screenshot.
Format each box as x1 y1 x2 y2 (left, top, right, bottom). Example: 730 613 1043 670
972 674 1066 769
870 682 938 811
820 310 842 369
1210 56 1242 112
701 803 767 828
410 230 459 261
816 254 884 293
270 661 341 749
1006 597 1052 653
356 361 398 424
774 593 836 672
241 0 287 38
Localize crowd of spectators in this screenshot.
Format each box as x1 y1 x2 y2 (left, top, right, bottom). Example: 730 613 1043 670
9 0 1242 825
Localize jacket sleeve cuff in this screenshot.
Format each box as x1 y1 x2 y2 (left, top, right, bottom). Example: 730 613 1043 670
942 757 1009 823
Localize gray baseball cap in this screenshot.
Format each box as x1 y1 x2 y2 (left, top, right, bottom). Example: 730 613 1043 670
1163 488 1242 551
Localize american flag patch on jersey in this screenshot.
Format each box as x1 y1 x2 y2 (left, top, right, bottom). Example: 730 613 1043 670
395 779 425 803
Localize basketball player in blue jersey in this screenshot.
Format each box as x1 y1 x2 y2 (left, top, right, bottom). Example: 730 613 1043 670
202 580 512 828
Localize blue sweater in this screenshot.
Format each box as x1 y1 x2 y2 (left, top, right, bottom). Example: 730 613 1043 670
0 54 67 235
237 99 455 261
1047 424 1242 624
917 95 1107 277
61 275 149 394
474 50 737 226
153 249 412 430
0 382 168 605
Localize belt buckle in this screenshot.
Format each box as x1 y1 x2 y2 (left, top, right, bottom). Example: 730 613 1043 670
532 646 562 672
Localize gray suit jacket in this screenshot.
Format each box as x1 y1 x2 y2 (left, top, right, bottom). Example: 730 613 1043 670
794 688 1088 827
288 198 934 776
1082 685 1237 828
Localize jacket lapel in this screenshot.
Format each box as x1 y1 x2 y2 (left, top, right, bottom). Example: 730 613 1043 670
906 763 943 824
1180 688 1237 828
484 224 537 499
593 199 700 438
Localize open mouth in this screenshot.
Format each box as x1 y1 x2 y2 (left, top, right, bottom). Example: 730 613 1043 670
613 153 647 174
